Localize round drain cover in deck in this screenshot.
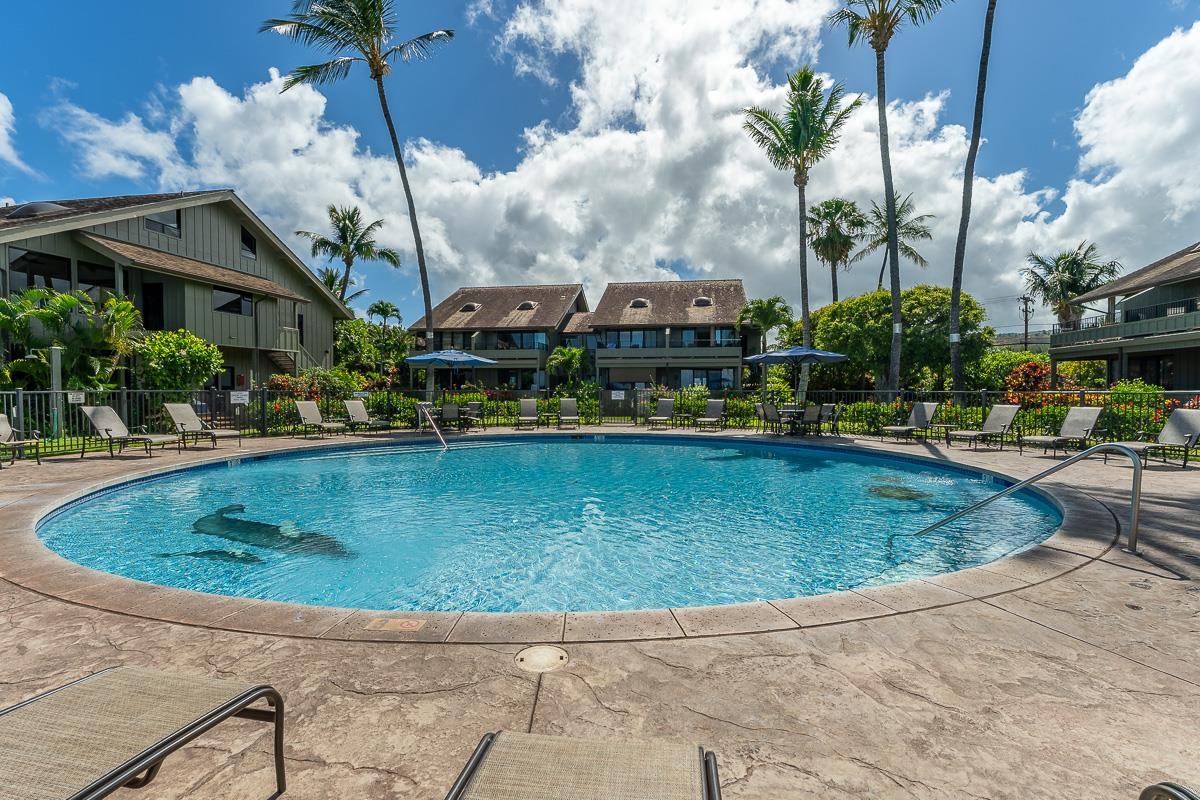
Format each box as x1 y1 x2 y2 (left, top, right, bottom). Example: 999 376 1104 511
515 645 569 673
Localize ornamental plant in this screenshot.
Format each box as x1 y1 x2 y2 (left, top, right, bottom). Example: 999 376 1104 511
135 329 224 391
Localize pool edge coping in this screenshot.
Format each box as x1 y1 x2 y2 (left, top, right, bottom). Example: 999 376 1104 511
0 429 1119 645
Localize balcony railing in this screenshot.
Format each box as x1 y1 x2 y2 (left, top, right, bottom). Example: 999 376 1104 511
1054 296 1200 334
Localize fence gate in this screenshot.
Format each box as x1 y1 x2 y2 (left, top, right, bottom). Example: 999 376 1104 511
599 390 637 424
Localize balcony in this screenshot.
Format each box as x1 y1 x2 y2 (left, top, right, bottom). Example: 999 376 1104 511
595 345 744 365
1051 297 1200 347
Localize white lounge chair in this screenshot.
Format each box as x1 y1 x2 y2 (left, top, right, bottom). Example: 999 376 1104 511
163 403 242 449
294 400 346 438
81 405 178 457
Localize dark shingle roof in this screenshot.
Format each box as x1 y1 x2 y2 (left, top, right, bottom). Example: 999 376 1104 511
411 284 585 331
0 191 226 232
589 279 747 327
562 311 594 334
1074 241 1200 303
77 233 308 302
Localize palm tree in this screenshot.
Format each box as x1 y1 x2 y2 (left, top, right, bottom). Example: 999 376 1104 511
296 205 401 304
262 1 453 394
743 66 861 353
807 198 867 303
950 0 998 395
850 193 934 289
1022 241 1121 327
830 0 950 392
317 266 369 304
736 296 794 354
367 300 400 327
546 345 585 387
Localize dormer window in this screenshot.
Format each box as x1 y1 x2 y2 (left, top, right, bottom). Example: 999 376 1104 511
517 300 538 311
629 297 650 309
693 296 713 307
460 302 481 313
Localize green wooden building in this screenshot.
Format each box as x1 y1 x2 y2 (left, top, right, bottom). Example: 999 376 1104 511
0 190 352 388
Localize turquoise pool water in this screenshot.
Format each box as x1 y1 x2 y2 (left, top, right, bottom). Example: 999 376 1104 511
38 437 1061 612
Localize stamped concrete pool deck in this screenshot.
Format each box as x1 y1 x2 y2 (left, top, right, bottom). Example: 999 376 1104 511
0 427 1196 798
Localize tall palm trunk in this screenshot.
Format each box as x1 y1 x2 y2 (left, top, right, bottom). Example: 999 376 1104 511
375 76 435 394
875 47 903 395
949 0 997 396
830 261 839 304
796 172 812 399
340 255 354 302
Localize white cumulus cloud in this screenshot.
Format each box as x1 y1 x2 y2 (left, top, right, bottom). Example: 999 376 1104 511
0 93 36 176
40 8 1200 333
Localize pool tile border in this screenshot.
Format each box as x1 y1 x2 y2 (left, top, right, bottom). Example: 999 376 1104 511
0 430 1120 644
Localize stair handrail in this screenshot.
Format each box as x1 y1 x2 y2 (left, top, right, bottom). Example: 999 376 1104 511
417 402 448 450
894 443 1145 553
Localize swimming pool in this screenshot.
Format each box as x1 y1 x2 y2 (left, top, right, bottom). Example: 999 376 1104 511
38 436 1061 613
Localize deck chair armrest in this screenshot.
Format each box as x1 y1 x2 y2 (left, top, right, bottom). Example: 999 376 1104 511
14 427 40 439
1134 430 1157 442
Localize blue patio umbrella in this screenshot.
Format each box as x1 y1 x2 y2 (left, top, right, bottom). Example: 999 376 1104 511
743 346 849 402
405 350 498 391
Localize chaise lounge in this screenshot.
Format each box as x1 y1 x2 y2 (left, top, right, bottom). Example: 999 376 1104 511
81 405 179 457
295 400 346 438
0 666 285 800
557 397 581 429
0 412 41 466
881 402 940 442
647 398 675 429
344 399 391 433
445 730 721 800
1108 408 1200 469
695 399 726 431
164 403 242 449
1019 406 1103 457
515 398 539 430
947 404 1020 450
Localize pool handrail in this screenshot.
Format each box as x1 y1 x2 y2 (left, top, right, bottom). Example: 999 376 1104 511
899 443 1145 553
418 403 448 450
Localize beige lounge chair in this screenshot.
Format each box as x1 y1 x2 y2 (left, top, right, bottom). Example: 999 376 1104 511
163 403 242 449
647 398 674 429
1109 408 1200 469
758 403 784 435
557 398 580 429
344 399 391 433
441 403 464 432
0 666 284 800
294 400 346 438
695 399 726 431
445 730 721 800
795 404 821 435
81 405 178 457
1019 406 1103 457
0 412 40 466
515 398 539 430
947 404 1020 450
881 402 940 442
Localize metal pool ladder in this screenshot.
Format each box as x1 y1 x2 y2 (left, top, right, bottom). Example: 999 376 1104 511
898 443 1146 553
417 403 448 450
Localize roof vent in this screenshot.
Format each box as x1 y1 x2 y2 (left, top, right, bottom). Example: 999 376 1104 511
517 300 538 311
693 296 713 307
5 202 70 220
459 302 481 313
629 297 650 309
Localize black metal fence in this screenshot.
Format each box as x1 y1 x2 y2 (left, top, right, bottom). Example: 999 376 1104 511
2 385 1197 458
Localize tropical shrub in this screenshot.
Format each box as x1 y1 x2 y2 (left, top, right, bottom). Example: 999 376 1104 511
967 350 1048 391
135 330 224 391
1056 359 1107 389
1004 361 1053 397
266 366 365 400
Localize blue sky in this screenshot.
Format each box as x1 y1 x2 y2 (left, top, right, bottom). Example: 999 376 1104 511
2 1 1200 334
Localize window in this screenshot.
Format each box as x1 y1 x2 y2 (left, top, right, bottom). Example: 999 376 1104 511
297 312 305 346
679 328 697 348
629 297 650 309
145 209 181 237
141 284 165 331
213 286 253 316
494 331 547 350
77 261 116 301
714 327 738 346
605 329 659 348
6 247 71 292
678 368 734 389
693 296 713 307
516 300 538 311
437 331 472 350
460 302 481 313
240 226 257 259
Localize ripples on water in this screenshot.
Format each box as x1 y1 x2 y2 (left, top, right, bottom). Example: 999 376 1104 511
39 438 1061 612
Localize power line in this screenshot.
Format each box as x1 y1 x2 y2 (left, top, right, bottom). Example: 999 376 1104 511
1019 295 1036 350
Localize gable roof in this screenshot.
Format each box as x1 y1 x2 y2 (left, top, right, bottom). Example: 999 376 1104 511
562 311 594 334
589 279 747 327
0 191 225 235
411 284 586 331
1074 241 1200 303
77 233 308 302
0 190 350 317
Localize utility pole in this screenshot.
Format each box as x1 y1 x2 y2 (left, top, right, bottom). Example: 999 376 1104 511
1019 295 1035 350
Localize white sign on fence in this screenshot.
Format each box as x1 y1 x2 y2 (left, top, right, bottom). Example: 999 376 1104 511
66 391 85 404
229 391 250 405
352 391 370 398
610 390 625 401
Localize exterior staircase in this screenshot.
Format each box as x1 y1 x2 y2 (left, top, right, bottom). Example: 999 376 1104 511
265 350 297 375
